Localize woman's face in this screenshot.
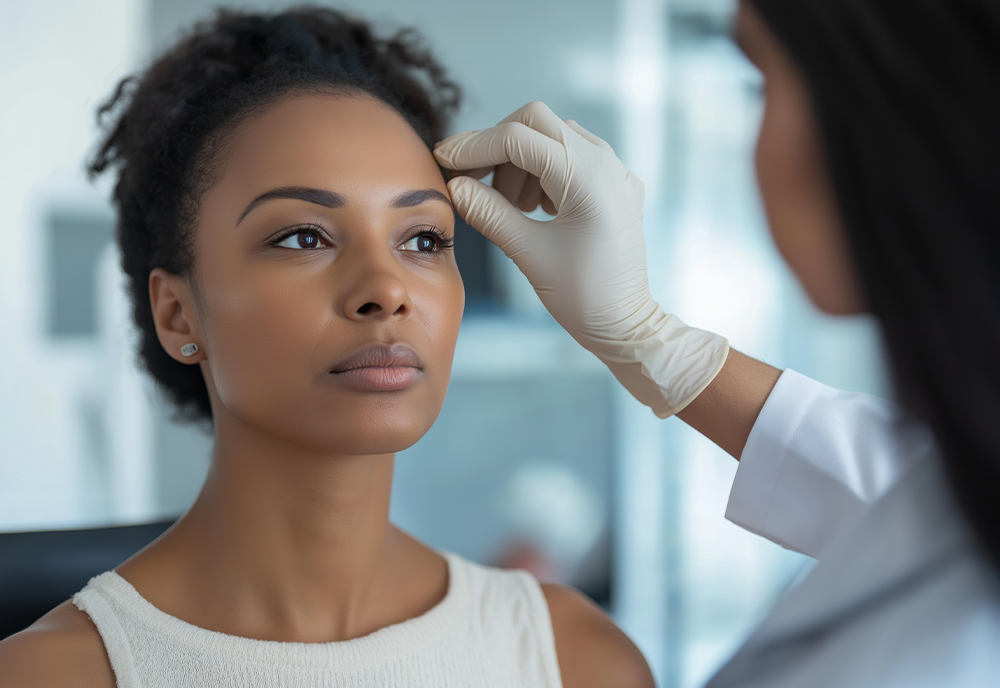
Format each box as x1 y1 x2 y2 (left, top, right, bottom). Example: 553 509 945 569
736 0 864 315
176 93 464 456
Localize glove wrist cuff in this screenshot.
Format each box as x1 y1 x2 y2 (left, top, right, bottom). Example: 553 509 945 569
586 304 730 418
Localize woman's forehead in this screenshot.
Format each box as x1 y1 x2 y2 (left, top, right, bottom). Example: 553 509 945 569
215 93 446 202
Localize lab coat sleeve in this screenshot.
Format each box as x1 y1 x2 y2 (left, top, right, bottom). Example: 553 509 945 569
725 369 931 558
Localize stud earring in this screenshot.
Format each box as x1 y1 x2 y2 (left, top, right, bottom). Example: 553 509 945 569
180 343 199 357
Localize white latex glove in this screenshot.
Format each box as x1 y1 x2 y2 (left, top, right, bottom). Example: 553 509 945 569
434 102 729 418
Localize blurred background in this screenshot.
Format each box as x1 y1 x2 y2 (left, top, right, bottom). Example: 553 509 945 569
0 0 887 685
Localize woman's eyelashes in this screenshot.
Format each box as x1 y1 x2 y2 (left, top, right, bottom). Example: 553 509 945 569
269 225 328 250
400 227 455 254
266 224 454 254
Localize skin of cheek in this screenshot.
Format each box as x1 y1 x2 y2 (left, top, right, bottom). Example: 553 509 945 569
408 269 464 412
189 94 465 457
748 11 864 315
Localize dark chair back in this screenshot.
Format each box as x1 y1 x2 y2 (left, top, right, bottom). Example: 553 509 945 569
0 520 175 639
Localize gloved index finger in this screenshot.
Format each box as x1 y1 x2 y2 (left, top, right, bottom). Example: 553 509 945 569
433 122 568 196
437 102 570 154
565 119 615 154
446 165 494 181
497 101 572 142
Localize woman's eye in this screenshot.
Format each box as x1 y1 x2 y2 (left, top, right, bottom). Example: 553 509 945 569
275 230 322 250
401 233 440 253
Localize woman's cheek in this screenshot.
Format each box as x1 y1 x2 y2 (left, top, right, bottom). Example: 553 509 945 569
755 92 796 262
426 267 464 350
203 278 325 411
754 81 864 315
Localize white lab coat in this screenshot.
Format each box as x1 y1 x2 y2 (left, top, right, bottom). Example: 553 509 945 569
712 369 1000 687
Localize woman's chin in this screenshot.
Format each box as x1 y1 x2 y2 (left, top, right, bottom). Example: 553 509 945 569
284 412 436 458
216 386 444 457
329 433 426 457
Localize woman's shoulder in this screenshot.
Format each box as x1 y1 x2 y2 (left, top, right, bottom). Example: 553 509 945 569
0 600 114 688
541 583 655 688
445 554 654 688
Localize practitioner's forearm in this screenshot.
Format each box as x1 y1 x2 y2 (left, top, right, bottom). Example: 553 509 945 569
676 349 782 460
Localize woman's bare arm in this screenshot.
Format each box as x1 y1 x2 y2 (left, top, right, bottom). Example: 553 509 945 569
0 602 114 688
676 349 783 459
543 584 655 688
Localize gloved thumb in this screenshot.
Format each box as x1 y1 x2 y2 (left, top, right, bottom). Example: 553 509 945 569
448 176 533 261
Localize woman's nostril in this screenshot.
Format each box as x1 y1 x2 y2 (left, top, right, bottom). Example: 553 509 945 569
356 302 379 315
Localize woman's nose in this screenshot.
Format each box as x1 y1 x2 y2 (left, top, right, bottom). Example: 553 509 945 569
343 270 413 321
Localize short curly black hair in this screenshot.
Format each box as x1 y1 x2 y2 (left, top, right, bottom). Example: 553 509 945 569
88 6 461 425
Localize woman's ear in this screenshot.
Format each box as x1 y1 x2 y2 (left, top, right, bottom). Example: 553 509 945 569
149 268 205 364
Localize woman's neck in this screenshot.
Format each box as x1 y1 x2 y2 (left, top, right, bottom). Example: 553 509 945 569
117 410 447 643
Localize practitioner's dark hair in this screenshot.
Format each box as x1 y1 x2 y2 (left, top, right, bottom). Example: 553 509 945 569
749 0 1000 571
88 6 461 425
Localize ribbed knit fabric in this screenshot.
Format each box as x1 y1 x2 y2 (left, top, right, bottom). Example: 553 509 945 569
72 552 563 688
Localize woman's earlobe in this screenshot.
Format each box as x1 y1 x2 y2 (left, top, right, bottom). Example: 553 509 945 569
149 267 203 363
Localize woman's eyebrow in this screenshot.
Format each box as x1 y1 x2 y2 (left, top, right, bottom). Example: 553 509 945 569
237 186 346 225
237 187 454 225
391 189 454 211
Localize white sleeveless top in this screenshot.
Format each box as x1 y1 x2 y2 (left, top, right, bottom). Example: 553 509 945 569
73 552 563 688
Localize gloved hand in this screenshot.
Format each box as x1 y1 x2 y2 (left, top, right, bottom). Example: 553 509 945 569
434 102 729 417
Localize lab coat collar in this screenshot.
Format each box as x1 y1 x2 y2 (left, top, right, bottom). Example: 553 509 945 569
731 457 970 654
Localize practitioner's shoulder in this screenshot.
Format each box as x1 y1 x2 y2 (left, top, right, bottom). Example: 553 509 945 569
542 583 655 688
0 600 114 688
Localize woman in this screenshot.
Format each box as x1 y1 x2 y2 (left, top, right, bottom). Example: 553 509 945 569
0 8 654 688
433 0 1000 684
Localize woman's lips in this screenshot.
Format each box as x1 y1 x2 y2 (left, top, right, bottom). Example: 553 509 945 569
327 343 423 392
332 366 421 391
